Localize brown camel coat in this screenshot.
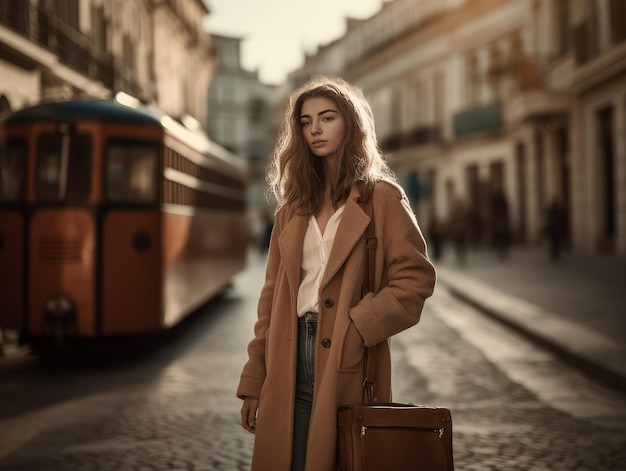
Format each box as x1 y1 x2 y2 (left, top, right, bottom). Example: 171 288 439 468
237 181 436 471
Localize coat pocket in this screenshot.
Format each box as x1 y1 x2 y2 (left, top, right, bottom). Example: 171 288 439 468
338 319 365 372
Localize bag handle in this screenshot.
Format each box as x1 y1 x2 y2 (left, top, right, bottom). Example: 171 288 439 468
362 196 377 404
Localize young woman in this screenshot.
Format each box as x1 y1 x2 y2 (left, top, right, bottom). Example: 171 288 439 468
237 76 436 471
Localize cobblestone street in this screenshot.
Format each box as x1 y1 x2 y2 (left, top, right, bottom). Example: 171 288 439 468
394 287 626 471
0 252 625 470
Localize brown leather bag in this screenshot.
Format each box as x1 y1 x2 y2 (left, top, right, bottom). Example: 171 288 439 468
337 401 453 471
337 197 454 471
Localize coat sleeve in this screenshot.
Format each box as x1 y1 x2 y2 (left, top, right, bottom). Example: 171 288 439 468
350 182 436 347
236 208 284 399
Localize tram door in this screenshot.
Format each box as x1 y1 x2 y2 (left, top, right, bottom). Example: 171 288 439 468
0 137 26 331
28 128 97 338
100 138 162 335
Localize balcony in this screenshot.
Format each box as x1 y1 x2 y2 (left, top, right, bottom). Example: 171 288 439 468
0 3 114 89
571 41 626 93
506 89 573 125
380 125 441 152
453 103 503 139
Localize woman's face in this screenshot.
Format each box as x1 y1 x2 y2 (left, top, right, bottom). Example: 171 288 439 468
299 97 346 159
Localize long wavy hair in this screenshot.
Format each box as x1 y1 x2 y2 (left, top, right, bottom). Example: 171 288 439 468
267 76 396 215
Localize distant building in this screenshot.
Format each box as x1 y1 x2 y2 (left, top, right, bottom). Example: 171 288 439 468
0 0 214 128
288 0 626 255
207 33 281 215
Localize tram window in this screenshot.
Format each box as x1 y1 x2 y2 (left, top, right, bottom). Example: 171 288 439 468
106 143 158 203
36 133 92 202
0 139 26 202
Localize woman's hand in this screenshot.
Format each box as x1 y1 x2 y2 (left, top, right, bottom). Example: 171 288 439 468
241 397 259 433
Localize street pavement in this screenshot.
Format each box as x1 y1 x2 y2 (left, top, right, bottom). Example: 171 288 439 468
0 248 625 470
3 243 624 393
433 243 626 394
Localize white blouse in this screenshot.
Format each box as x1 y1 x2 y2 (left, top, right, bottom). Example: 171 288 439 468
296 205 345 317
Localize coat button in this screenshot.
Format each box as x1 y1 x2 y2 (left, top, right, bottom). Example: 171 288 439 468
321 338 332 348
324 298 334 308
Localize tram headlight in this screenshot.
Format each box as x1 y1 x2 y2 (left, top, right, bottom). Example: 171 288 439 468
45 294 76 319
133 230 151 252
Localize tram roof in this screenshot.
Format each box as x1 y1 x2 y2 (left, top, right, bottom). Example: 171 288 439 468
2 99 162 127
2 98 247 175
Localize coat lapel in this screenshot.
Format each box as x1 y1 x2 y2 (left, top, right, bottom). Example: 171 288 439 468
278 212 309 307
320 185 370 290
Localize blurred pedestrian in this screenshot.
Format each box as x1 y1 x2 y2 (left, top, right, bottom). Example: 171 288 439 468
427 214 445 261
236 76 436 471
491 190 511 259
449 198 470 265
469 205 483 248
544 198 566 262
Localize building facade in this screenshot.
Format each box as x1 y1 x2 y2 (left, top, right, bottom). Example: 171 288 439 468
0 0 214 127
289 0 626 255
207 33 281 216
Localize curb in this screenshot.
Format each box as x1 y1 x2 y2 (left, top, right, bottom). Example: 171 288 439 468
436 266 626 396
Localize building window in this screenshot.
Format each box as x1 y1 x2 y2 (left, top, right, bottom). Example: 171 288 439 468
91 5 108 51
391 86 402 131
415 80 428 126
488 45 502 102
54 0 79 29
554 0 570 56
609 0 626 45
0 0 29 34
587 1 600 58
249 97 266 123
122 33 135 73
222 82 235 104
466 53 478 108
433 72 444 126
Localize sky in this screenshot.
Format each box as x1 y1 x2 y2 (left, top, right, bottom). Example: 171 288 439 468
203 0 385 85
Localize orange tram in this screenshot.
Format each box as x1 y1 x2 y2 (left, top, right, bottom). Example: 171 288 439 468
0 97 247 349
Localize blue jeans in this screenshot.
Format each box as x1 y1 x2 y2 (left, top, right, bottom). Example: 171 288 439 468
292 312 317 471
